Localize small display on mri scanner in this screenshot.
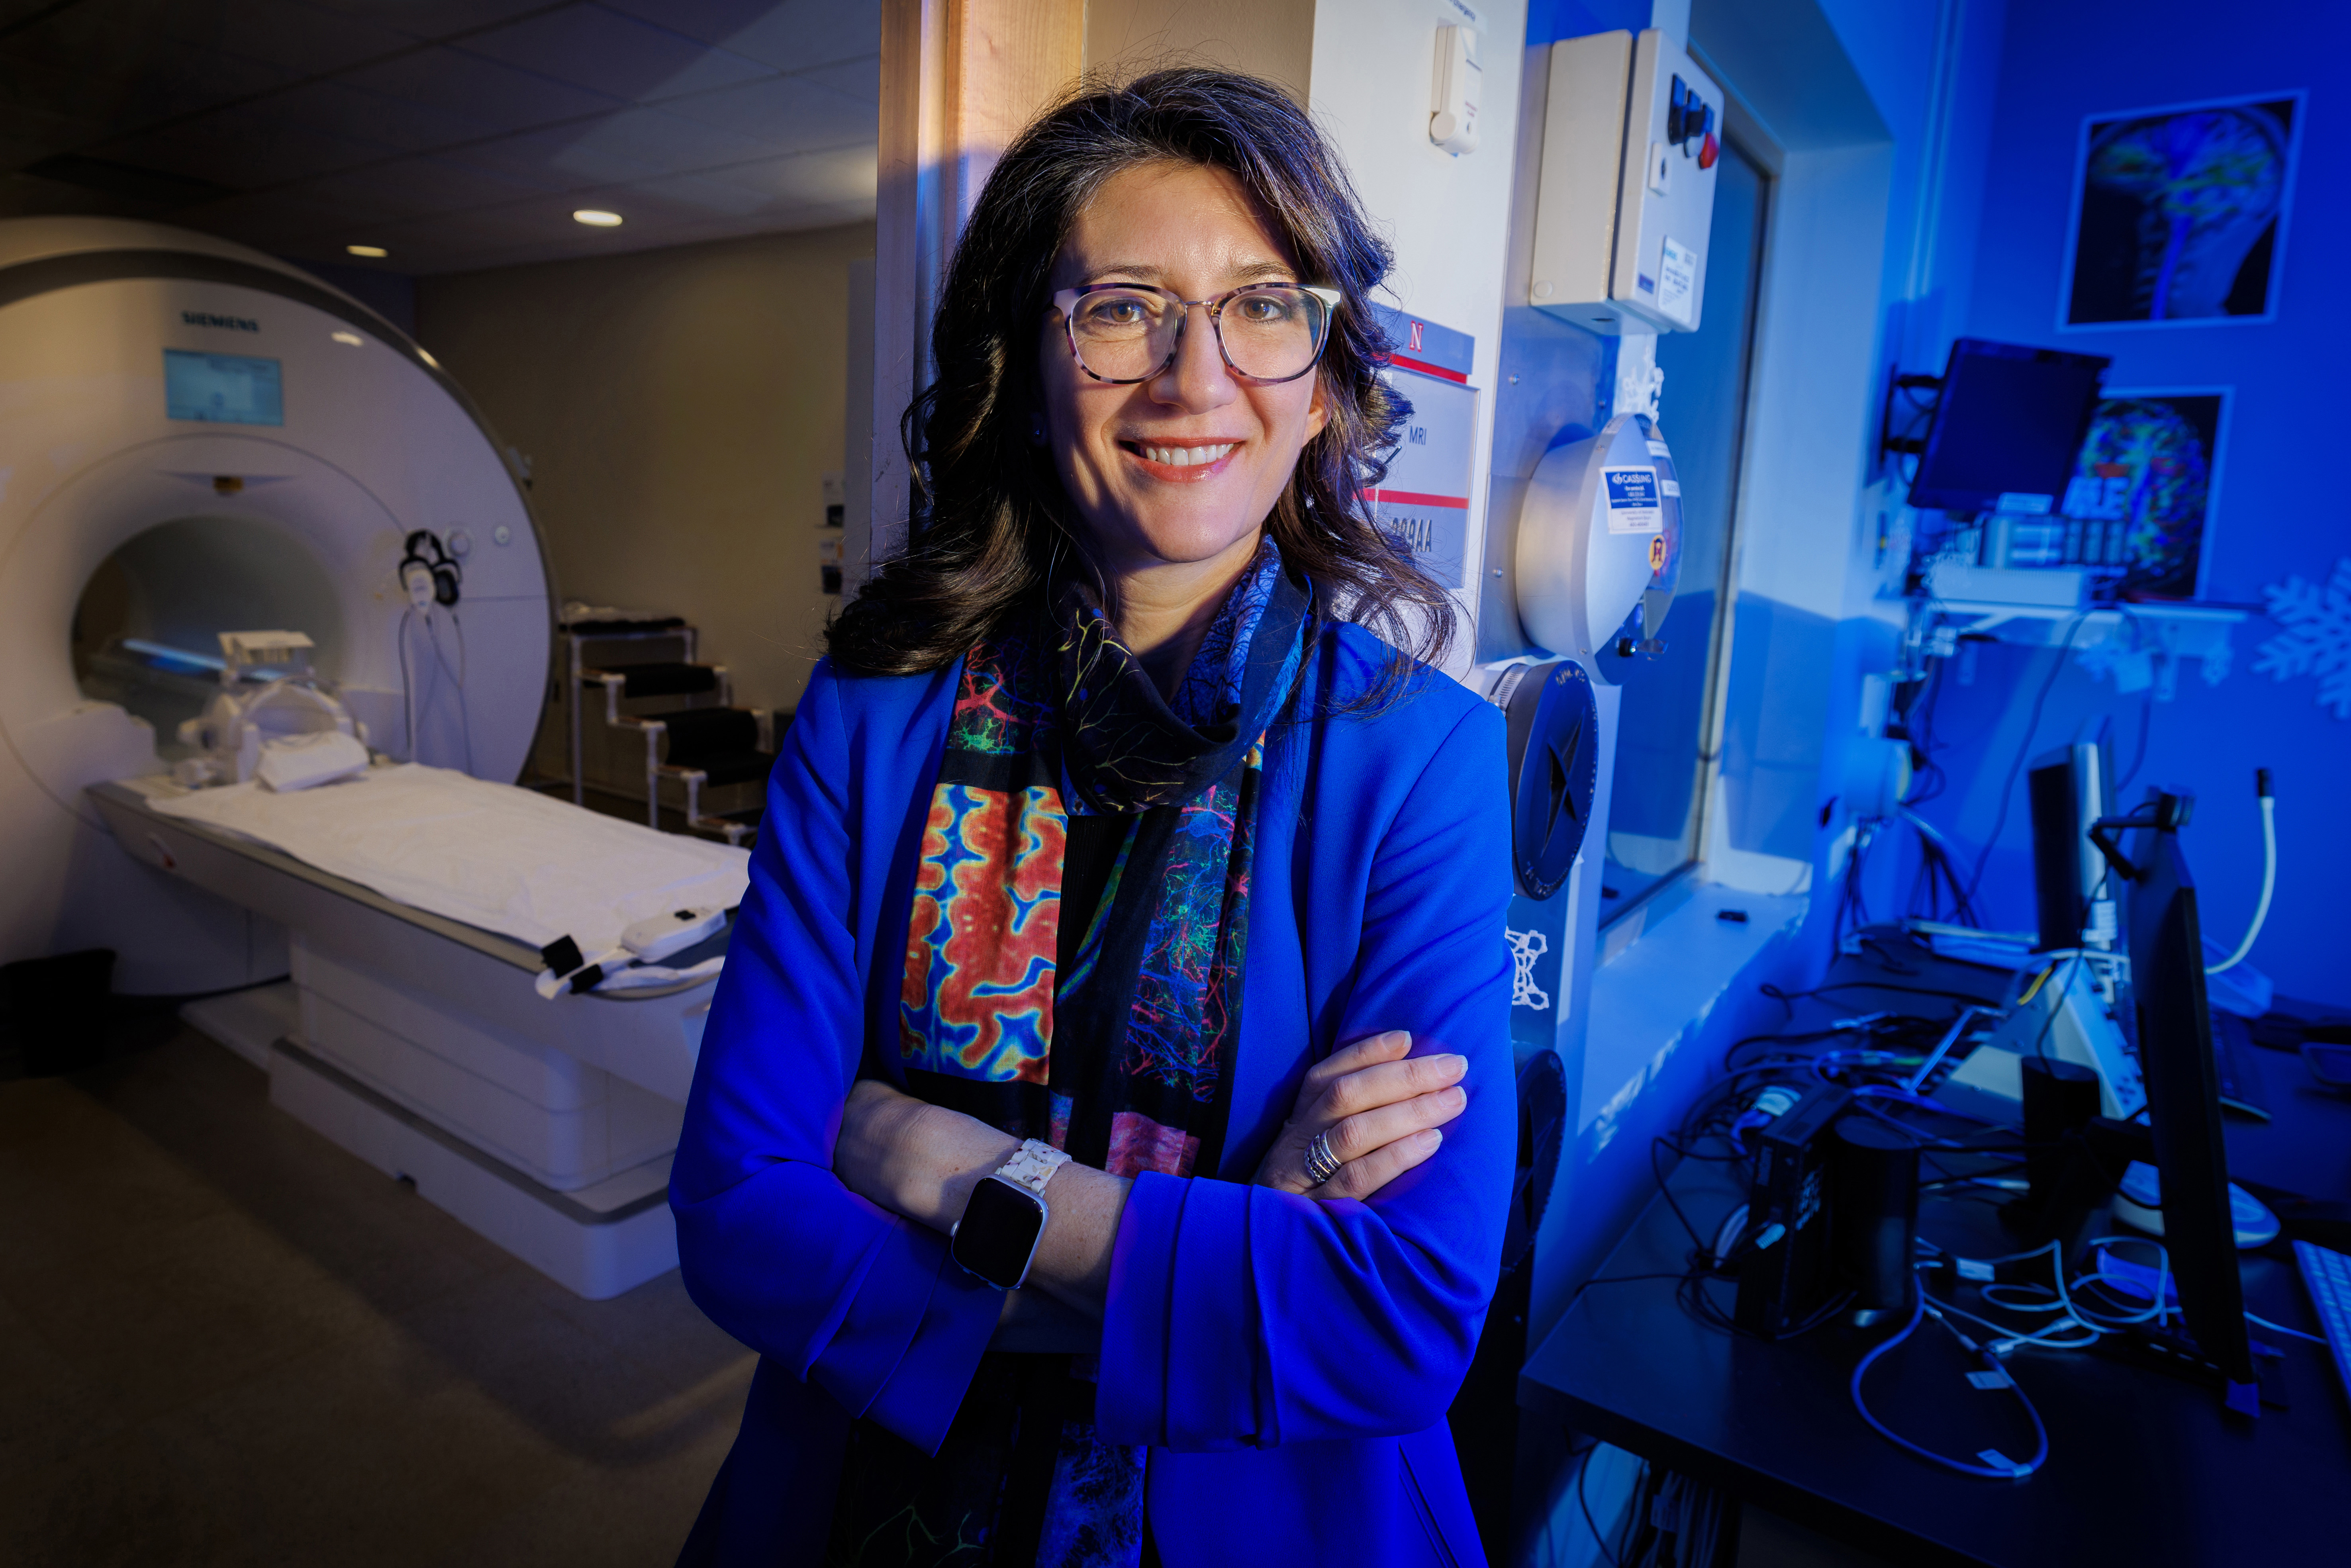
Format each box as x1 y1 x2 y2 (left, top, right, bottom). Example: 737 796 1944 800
165 349 283 426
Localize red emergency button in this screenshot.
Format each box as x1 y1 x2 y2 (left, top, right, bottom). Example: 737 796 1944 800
1698 131 1719 170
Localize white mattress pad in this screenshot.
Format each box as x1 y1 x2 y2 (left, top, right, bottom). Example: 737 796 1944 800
149 763 751 957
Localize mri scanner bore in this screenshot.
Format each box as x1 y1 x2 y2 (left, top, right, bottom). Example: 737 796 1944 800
0 215 551 994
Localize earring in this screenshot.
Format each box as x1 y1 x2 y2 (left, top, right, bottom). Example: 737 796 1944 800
1029 413 1048 447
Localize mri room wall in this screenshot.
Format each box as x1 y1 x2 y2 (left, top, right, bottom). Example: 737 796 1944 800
1908 0 2351 1008
416 221 876 721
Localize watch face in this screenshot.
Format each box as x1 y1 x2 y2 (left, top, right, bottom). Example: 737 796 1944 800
951 1175 1047 1290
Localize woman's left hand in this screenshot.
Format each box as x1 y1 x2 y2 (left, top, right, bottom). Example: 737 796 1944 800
1254 1030 1467 1201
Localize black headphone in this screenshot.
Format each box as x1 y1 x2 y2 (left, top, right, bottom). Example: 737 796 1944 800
399 530 462 608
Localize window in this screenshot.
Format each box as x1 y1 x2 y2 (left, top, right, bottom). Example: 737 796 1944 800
1597 139 1770 920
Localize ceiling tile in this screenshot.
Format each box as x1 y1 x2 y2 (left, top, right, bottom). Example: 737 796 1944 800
339 44 618 136
458 5 774 103
672 142 877 209
186 71 592 171
288 0 563 43
608 168 799 220
155 0 416 76
92 102 401 186
178 184 387 234
598 0 878 75
0 98 116 166
427 129 607 194
0 41 295 130
304 155 565 226
793 52 879 107
651 73 875 156
450 108 782 188
0 168 151 220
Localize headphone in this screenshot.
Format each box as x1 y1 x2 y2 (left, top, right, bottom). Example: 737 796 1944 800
399 530 462 609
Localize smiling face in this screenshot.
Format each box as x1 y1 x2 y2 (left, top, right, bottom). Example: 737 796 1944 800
1039 161 1329 591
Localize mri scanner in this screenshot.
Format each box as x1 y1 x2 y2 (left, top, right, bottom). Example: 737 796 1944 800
0 218 737 1297
2 215 547 989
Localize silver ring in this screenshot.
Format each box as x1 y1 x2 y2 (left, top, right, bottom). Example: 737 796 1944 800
1304 1131 1341 1187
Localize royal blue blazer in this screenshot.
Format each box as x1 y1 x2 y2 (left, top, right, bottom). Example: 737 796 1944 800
672 621 1515 1566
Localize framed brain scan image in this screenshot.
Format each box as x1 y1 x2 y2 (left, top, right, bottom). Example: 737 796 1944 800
2060 92 2304 329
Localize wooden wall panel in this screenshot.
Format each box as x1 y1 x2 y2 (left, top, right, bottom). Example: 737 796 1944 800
860 0 1084 581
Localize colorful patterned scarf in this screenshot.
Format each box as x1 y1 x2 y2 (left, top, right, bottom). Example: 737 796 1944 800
827 540 1309 1568
895 536 1306 1177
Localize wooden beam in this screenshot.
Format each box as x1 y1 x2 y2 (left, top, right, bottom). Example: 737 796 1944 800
856 0 1083 585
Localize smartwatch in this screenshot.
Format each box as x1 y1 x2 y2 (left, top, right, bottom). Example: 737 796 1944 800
950 1139 1072 1290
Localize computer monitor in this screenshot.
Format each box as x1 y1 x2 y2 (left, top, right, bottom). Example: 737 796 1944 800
2104 789 2258 1413
2028 736 2115 952
1906 339 2110 516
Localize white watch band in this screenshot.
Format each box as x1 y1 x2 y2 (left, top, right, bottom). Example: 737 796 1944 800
993 1137 1071 1198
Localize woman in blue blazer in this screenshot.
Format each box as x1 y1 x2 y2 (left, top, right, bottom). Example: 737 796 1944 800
673 67 1514 1567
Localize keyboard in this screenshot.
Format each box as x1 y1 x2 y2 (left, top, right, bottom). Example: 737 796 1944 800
2292 1240 2351 1406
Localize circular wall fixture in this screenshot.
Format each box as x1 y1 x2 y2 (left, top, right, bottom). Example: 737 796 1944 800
572 209 624 227
1496 660 1601 900
345 244 389 258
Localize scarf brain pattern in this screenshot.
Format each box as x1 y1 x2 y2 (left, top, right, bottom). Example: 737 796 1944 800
895 545 1301 1182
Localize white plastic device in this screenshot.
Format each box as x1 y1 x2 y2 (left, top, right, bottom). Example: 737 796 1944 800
174 630 369 787
1944 955 2146 1120
403 560 438 610
1529 29 1722 334
1514 413 1682 661
621 906 726 965
1839 736 1915 823
1429 24 1482 155
255 729 371 793
2113 1161 2281 1249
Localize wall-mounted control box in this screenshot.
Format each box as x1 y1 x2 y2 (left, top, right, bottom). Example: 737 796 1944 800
1528 29 1722 335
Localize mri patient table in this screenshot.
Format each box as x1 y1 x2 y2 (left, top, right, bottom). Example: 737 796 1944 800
91 776 725 1298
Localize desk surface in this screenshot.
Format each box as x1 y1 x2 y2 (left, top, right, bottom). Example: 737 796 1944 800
1518 944 2351 1568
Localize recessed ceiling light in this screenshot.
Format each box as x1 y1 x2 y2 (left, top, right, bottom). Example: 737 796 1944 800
572 209 623 228
331 331 364 346
346 244 389 258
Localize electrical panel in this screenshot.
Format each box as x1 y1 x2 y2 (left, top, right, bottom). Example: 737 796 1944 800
1528 29 1722 335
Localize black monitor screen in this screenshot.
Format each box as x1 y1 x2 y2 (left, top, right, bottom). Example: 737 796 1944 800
1907 339 2108 515
2123 805 2255 1400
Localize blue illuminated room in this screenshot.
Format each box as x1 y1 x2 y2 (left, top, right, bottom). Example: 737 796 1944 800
1 2 2345 1564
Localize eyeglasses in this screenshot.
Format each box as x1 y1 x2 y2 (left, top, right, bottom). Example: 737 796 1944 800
1051 282 1342 386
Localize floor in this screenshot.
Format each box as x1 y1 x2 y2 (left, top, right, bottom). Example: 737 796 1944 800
0 1012 752 1568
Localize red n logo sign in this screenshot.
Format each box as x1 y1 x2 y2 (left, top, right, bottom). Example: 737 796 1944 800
1407 321 1426 352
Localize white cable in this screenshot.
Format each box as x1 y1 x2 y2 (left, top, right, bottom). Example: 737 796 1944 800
2246 1312 2329 1346
2208 794 2275 973
427 611 475 775
1930 1293 2101 1352
399 607 417 763
1852 1287 2051 1478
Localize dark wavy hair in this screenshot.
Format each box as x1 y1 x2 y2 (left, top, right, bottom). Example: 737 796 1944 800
825 66 1453 685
